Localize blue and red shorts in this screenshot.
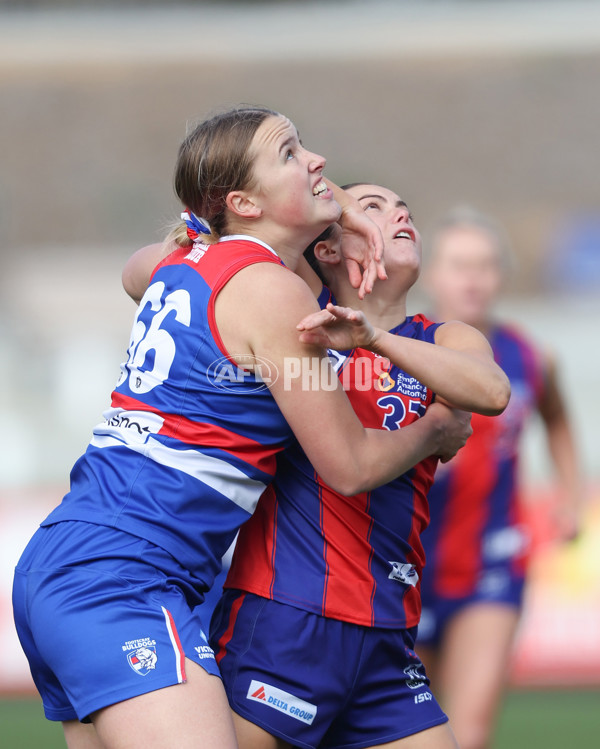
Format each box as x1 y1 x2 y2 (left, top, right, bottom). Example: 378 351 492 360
210 589 448 749
12 521 220 722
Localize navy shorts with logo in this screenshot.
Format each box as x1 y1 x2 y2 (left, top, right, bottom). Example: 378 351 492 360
210 590 448 749
418 565 526 648
12 521 220 722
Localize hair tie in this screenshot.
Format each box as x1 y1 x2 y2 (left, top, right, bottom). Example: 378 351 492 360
181 210 211 240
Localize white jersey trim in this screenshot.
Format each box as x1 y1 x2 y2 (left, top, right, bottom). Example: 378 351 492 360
90 430 266 515
219 234 279 258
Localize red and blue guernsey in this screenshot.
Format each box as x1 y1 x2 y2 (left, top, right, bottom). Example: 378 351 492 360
225 303 442 629
420 323 545 605
41 236 296 593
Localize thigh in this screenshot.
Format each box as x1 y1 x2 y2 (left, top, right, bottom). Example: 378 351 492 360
232 711 292 749
92 659 237 749
63 720 104 749
365 721 458 749
436 602 520 749
369 723 459 749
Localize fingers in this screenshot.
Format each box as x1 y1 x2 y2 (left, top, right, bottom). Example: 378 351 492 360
344 257 362 290
367 224 386 280
357 260 377 300
296 308 336 331
324 303 364 323
552 505 581 543
298 330 329 346
297 304 362 333
370 227 385 265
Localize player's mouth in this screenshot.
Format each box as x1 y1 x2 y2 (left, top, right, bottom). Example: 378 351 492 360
393 229 415 241
312 180 330 198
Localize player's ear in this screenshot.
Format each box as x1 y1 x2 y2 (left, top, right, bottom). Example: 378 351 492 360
226 191 262 220
314 240 342 267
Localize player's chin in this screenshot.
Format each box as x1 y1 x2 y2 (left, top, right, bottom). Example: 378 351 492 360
317 196 341 223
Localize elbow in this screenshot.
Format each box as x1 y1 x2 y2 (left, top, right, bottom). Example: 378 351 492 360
482 376 511 416
324 476 363 497
321 467 374 497
122 263 143 305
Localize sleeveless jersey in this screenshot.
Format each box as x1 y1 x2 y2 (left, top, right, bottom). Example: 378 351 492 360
225 304 442 629
42 236 296 592
420 323 545 601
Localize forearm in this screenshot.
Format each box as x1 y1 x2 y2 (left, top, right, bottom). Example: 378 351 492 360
322 411 446 495
323 178 354 212
369 329 510 415
545 416 582 506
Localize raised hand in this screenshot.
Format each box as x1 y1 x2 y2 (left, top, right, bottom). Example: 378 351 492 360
297 303 378 351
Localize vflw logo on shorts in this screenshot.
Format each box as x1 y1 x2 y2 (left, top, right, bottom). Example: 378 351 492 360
388 561 419 587
404 664 427 690
246 680 317 725
122 637 158 676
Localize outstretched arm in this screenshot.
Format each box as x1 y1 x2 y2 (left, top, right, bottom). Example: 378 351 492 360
537 352 583 540
218 264 471 496
297 304 510 416
122 241 178 304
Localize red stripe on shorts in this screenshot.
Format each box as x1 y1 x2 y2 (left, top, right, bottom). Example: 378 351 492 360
215 593 246 667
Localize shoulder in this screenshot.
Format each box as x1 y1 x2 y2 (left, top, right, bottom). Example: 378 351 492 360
218 259 321 350
433 319 492 353
229 259 318 307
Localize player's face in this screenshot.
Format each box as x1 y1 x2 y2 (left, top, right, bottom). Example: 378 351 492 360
344 184 422 275
248 115 342 238
428 226 503 325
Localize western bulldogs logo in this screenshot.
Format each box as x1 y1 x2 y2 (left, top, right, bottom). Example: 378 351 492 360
127 646 157 676
388 561 419 587
404 664 426 690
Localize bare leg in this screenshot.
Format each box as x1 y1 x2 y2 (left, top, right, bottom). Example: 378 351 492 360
436 603 520 749
362 721 458 749
91 658 238 749
232 711 291 749
63 720 105 749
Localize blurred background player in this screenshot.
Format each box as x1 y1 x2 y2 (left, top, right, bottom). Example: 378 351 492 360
416 205 582 749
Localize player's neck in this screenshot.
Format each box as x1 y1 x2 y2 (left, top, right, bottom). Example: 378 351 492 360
335 278 409 332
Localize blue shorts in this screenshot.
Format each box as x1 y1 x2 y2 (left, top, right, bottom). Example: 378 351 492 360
12 521 220 722
210 590 448 749
418 566 526 648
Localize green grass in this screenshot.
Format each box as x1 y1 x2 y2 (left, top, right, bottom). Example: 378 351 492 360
0 697 64 749
1 690 599 748
493 689 600 749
